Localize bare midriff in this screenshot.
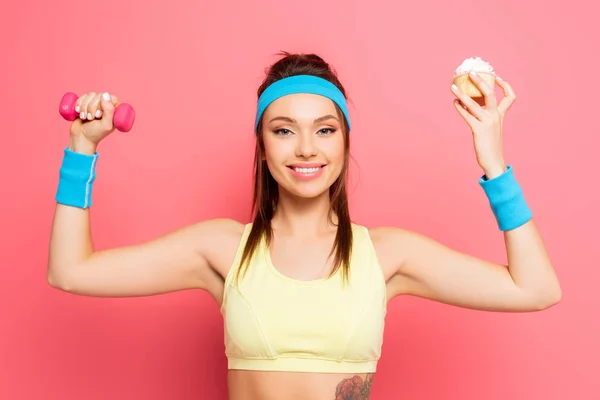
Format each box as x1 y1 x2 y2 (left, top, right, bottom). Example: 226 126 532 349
227 370 375 400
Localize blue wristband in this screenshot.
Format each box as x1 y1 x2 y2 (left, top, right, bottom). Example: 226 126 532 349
479 165 532 231
55 148 99 209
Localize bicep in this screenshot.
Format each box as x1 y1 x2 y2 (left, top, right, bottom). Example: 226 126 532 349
376 228 536 312
51 219 242 298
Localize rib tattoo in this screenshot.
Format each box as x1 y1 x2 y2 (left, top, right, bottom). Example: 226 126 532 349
334 374 374 399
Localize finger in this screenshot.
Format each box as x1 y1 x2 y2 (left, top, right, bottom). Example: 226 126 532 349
99 92 116 129
469 71 497 109
110 94 120 108
451 84 487 121
453 99 478 127
80 92 97 121
87 93 103 120
496 77 517 115
75 93 89 118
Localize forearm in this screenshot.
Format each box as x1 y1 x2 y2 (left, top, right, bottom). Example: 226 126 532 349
47 137 97 285
503 220 561 307
48 205 94 284
482 164 561 307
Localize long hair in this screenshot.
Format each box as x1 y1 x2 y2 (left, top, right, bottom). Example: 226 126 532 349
236 52 353 283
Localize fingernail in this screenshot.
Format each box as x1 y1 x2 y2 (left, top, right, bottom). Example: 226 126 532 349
469 70 477 76
75 105 80 112
496 76 503 81
80 111 85 120
87 112 92 120
451 84 458 91
102 92 110 101
95 110 102 118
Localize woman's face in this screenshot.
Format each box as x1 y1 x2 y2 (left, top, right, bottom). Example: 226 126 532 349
260 93 346 200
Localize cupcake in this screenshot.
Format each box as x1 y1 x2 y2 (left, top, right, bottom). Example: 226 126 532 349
453 57 497 102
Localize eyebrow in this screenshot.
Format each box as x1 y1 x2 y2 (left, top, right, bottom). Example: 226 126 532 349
268 115 339 124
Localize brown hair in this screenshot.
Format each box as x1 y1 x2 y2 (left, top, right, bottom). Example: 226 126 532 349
236 51 353 282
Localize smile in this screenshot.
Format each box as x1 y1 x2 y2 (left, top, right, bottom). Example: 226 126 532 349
292 166 321 173
286 164 327 180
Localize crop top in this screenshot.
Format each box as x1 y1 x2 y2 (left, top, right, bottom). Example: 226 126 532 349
220 223 387 373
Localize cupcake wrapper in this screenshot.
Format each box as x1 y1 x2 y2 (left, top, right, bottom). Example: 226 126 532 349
453 72 496 98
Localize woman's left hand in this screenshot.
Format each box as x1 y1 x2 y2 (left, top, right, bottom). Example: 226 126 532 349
451 71 517 179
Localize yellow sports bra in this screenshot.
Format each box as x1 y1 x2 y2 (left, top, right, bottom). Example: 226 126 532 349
220 223 387 373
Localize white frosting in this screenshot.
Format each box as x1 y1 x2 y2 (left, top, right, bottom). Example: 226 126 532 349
454 57 496 76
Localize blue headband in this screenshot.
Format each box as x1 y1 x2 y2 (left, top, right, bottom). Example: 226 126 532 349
254 74 351 133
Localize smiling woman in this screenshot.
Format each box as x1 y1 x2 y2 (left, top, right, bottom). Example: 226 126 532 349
48 51 561 400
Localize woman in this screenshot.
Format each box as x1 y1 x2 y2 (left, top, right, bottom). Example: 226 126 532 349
48 52 561 399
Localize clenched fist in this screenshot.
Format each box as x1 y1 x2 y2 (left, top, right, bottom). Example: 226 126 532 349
68 92 120 154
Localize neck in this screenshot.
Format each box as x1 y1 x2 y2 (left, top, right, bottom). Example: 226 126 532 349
271 188 338 238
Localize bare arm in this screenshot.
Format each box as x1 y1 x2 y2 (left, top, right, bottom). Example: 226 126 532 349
48 92 243 298
374 221 562 312
374 72 561 312
48 199 241 297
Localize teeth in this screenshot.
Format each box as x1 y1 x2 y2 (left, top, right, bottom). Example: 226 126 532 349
294 167 320 173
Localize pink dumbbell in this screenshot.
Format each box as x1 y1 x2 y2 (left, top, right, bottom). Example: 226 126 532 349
59 92 136 133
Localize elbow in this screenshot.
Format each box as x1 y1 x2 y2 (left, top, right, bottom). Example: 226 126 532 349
47 272 65 290
534 287 562 311
47 268 73 292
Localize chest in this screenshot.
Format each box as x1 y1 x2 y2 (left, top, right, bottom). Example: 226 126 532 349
224 271 386 361
268 235 337 281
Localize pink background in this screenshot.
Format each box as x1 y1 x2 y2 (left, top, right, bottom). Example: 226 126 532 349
1 0 598 398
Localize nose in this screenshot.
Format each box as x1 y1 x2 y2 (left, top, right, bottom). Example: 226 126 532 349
294 132 318 158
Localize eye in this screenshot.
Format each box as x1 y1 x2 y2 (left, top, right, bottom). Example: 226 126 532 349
274 128 293 136
317 128 337 135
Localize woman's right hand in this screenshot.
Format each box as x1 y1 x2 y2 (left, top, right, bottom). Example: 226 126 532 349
69 92 120 154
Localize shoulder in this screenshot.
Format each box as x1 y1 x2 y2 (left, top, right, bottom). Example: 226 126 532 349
172 218 245 245
363 226 422 280
169 218 246 266
190 218 246 236
367 225 433 247
186 218 248 278
186 218 247 253
367 225 436 259
366 225 413 249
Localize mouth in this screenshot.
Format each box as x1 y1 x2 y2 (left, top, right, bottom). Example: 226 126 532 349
286 163 327 173
286 163 327 179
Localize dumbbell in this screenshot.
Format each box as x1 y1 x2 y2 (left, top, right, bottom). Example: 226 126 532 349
59 92 136 132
